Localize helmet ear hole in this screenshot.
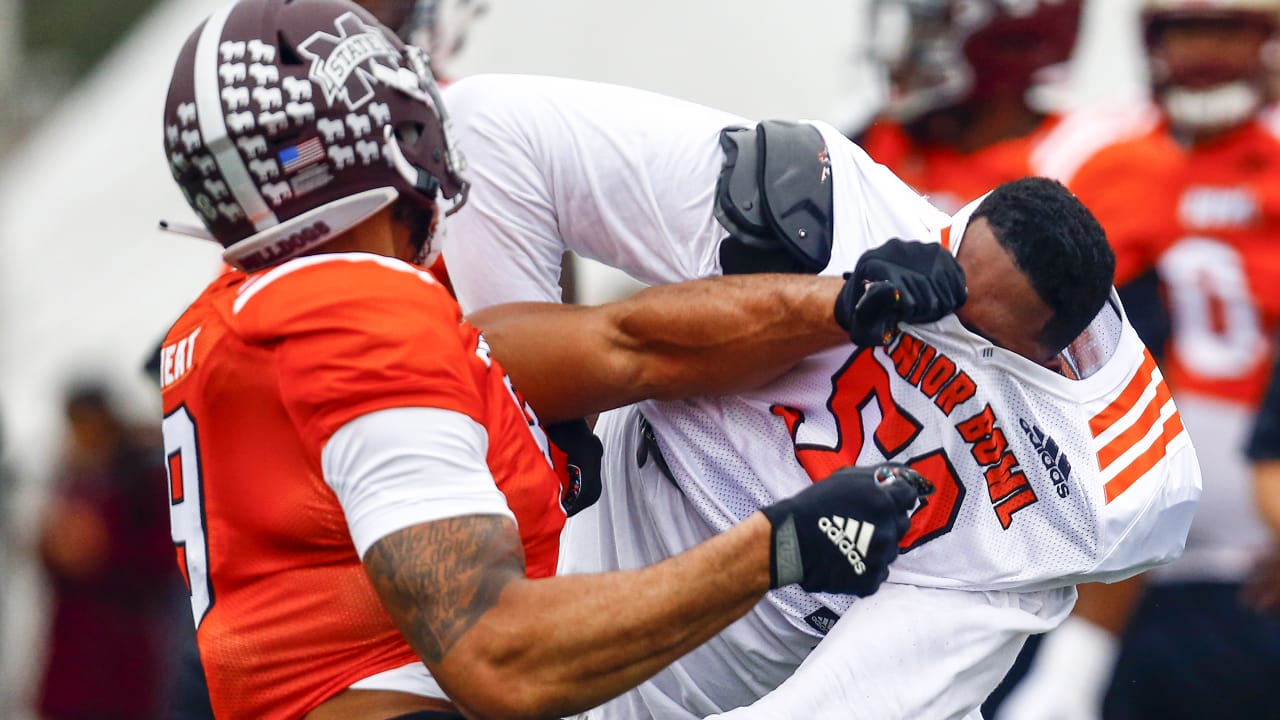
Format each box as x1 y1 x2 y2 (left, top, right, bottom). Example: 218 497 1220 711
277 32 305 65
394 122 424 146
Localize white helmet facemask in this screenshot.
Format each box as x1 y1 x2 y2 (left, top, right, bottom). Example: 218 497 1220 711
1161 81 1265 134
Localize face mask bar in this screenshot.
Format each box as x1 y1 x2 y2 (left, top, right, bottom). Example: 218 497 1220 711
1059 294 1124 381
377 45 469 216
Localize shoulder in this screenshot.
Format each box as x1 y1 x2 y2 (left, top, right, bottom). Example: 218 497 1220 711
231 253 456 340
1066 123 1181 201
443 74 563 135
446 73 746 147
1237 116 1280 151
1031 102 1164 184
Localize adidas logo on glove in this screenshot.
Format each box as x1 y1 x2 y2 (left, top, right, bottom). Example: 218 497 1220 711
818 515 875 575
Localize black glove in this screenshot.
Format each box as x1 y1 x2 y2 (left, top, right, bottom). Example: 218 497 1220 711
545 418 603 517
834 238 967 346
760 463 933 596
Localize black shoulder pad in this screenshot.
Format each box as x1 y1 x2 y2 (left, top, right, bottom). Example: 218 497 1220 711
757 120 833 272
714 126 769 241
714 121 834 275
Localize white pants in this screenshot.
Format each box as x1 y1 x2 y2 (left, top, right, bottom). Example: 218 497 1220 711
563 406 1076 719
706 582 1074 720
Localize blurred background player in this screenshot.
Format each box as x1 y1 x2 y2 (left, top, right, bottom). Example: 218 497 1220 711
355 0 487 81
851 0 1141 214
1247 349 1280 614
998 1 1280 718
34 383 184 720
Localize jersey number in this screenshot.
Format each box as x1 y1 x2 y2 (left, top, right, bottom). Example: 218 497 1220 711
773 348 965 551
1159 238 1266 379
163 405 213 627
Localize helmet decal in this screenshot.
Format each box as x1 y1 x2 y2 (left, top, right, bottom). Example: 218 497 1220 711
195 3 278 231
299 12 403 110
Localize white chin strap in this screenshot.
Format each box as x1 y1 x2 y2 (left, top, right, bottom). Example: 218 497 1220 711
1162 81 1263 135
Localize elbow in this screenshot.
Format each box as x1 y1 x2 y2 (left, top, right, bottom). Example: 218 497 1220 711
450 670 579 720
442 632 585 720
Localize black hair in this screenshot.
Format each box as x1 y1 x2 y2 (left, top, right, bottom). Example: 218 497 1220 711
971 177 1115 352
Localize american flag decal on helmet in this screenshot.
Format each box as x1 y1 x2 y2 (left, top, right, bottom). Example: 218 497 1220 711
278 137 325 174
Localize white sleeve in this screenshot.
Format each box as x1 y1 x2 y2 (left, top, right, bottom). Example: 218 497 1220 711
442 74 745 312
321 406 516 558
705 584 1074 720
1090 440 1201 582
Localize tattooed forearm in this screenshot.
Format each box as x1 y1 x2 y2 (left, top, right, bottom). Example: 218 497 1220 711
364 515 526 663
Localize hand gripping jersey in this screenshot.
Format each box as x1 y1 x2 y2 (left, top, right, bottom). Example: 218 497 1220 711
442 74 1200 717
1069 115 1280 580
158 254 564 719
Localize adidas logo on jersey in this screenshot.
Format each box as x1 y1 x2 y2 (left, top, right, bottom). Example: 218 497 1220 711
804 606 840 635
817 515 875 575
1019 418 1072 499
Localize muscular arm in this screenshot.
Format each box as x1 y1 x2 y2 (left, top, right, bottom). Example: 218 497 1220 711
469 273 848 423
364 512 772 720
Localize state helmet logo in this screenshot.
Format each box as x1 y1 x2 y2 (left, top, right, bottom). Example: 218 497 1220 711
299 11 402 111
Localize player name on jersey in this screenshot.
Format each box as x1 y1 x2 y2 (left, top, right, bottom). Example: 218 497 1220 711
160 327 202 389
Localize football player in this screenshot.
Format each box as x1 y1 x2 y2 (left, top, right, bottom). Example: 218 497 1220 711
1000 1 1280 717
440 72 1201 720
1247 352 1280 613
852 0 1149 213
157 1 932 718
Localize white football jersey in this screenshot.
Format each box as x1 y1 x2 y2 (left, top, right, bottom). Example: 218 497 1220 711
443 74 1202 718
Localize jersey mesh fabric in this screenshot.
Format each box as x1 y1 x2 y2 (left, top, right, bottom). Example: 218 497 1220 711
160 255 564 719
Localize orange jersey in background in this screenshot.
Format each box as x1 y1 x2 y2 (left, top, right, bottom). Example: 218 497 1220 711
158 254 564 719
861 106 1159 214
1071 120 1280 406
860 118 1066 213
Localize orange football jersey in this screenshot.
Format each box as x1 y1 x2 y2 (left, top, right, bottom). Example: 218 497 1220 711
158 254 564 719
860 116 1068 214
860 106 1160 215
1071 120 1280 406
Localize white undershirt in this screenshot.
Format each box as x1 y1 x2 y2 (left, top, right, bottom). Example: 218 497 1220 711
321 405 516 558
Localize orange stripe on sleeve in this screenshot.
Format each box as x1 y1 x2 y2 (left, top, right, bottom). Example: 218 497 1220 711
1103 410 1185 503
1089 350 1158 437
1096 376 1174 472
940 225 952 251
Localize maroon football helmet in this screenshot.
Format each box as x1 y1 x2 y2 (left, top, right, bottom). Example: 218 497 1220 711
162 0 467 271
1142 0 1280 134
869 0 1083 122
